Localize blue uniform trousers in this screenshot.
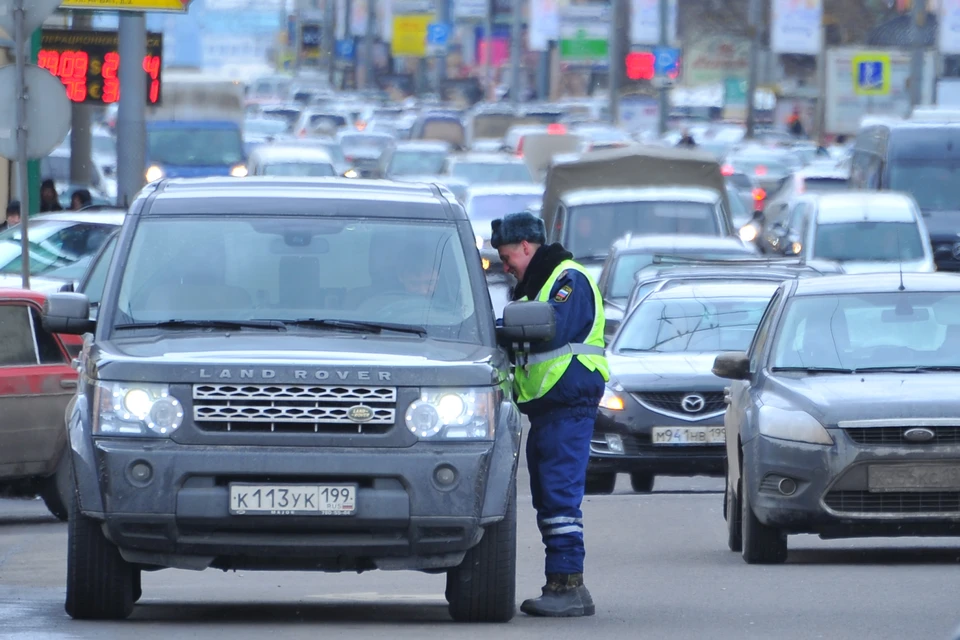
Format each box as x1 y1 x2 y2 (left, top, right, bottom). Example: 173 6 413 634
526 405 597 576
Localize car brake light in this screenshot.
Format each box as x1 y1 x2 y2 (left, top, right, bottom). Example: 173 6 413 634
516 137 525 156
754 165 768 176
345 156 353 163
721 164 734 176
547 123 567 134
752 187 766 201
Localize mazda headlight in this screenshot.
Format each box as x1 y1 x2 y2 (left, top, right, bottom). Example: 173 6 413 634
93 381 184 437
405 387 497 440
599 385 625 411
230 164 249 177
145 165 164 182
758 405 833 445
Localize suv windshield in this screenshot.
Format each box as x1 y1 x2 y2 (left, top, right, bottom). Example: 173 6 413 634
616 295 771 353
813 221 924 262
566 201 720 259
113 217 480 342
389 150 447 176
148 127 244 167
451 162 533 184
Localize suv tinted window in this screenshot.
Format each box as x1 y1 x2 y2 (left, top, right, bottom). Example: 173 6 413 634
31 308 66 364
0 305 37 366
113 217 481 342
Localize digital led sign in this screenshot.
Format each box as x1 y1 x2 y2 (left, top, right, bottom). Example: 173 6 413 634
39 29 164 106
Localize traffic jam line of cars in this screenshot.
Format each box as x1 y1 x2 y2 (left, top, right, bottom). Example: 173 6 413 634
8 86 960 619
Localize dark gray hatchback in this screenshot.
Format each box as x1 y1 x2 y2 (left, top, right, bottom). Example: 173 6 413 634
43 177 548 622
717 273 960 564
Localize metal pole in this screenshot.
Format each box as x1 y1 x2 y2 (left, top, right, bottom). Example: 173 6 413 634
609 0 622 125
509 0 522 106
657 0 669 134
814 21 827 145
910 0 926 108
745 0 760 138
70 11 93 189
435 0 449 93
116 12 147 208
537 45 550 100
365 0 377 89
484 0 493 101
324 0 336 82
14 0 30 289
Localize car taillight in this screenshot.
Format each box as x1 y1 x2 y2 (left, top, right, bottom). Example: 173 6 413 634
754 165 767 176
516 137 525 156
753 187 766 201
721 164 734 176
547 123 567 134
345 156 354 163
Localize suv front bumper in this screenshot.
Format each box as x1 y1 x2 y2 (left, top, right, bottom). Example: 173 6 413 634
86 439 503 572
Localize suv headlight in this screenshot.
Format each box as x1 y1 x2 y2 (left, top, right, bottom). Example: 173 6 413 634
405 387 497 440
758 405 833 445
93 381 184 437
230 164 249 177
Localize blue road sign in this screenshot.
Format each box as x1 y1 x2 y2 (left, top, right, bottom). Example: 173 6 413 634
653 47 680 76
335 39 355 60
858 61 882 90
427 22 451 47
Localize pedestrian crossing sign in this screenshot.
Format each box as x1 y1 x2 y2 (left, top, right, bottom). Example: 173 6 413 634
852 53 891 96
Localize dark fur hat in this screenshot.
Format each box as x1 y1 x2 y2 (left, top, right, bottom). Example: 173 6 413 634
490 212 546 249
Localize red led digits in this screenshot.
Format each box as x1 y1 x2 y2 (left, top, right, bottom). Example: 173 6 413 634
102 52 120 103
143 55 161 103
38 50 60 75
38 49 88 102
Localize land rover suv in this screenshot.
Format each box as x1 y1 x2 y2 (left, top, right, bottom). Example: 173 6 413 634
44 177 550 623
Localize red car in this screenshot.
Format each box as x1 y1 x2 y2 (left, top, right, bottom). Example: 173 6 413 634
0 288 82 520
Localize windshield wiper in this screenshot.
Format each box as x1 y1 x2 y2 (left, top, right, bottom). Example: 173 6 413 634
852 365 960 373
279 318 428 337
771 366 855 374
114 319 287 331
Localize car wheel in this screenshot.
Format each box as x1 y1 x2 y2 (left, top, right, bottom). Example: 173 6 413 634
726 478 742 552
65 489 136 620
629 473 654 493
741 472 787 565
584 473 616 495
39 453 73 522
446 481 516 623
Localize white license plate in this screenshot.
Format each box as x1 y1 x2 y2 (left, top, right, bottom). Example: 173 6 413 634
652 426 726 446
229 484 356 516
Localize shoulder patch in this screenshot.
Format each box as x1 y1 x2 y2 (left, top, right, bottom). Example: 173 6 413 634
558 270 568 279
554 285 573 303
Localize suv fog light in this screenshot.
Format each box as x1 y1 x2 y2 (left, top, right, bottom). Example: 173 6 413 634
434 464 457 486
605 433 625 454
129 461 153 484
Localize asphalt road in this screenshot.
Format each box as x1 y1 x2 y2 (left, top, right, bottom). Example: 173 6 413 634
4 462 960 640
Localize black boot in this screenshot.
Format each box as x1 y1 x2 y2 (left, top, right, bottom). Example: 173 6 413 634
520 573 595 617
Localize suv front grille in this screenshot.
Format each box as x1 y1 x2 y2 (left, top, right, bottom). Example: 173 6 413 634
633 391 726 417
845 427 960 445
824 490 960 515
193 384 397 434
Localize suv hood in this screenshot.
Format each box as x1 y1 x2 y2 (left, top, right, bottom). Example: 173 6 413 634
91 333 504 387
768 373 960 425
608 352 728 392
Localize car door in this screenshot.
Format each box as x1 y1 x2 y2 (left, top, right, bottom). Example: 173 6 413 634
0 301 77 480
725 287 783 495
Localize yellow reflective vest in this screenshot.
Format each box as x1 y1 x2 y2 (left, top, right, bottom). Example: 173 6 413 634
514 259 610 404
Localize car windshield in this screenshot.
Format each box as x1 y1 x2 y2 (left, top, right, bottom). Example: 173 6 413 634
451 162 533 184
728 157 791 179
389 150 447 176
813 221 925 262
261 162 335 177
888 160 960 212
261 109 300 128
245 118 289 136
566 201 720 259
772 292 960 370
0 220 115 276
339 135 394 153
148 127 244 167
467 193 543 225
113 217 481 342
616 295 771 353
803 177 848 193
609 249 754 301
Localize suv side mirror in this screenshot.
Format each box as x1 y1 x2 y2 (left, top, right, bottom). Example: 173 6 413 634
497 301 556 344
59 281 76 293
43 293 95 335
712 351 751 380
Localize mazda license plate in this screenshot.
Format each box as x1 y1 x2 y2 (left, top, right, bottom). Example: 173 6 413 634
651 426 726 446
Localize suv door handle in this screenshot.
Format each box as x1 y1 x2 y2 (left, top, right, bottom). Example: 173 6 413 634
60 379 78 390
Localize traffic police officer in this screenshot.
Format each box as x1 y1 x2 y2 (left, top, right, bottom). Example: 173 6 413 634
491 211 609 618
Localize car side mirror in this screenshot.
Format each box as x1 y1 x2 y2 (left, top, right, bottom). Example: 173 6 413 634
497 301 556 345
43 293 95 335
58 281 75 293
712 351 751 380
